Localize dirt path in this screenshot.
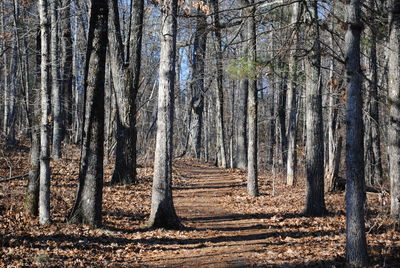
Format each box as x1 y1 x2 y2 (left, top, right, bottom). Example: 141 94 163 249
139 160 292 267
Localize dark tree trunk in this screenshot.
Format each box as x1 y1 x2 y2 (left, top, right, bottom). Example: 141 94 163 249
147 0 181 229
60 0 73 143
68 0 108 227
108 0 143 185
303 0 326 216
25 30 42 217
189 11 207 159
345 0 369 266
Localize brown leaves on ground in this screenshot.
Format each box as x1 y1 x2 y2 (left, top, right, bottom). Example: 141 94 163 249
0 145 399 267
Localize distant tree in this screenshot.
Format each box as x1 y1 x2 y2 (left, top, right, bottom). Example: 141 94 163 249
147 0 182 229
68 0 108 227
344 0 369 266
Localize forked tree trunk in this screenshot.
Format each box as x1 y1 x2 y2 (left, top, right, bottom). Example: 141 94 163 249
147 0 181 229
108 0 143 185
68 0 108 227
38 0 51 225
345 0 369 266
303 0 326 216
388 0 400 224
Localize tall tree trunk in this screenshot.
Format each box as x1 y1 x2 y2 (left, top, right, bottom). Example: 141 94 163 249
236 32 248 169
303 0 326 216
246 2 258 196
68 0 108 227
61 0 73 143
38 0 51 225
345 0 369 265
363 0 382 186
147 0 181 229
189 11 207 159
388 0 400 224
326 5 341 191
25 30 42 217
211 0 227 168
51 0 62 159
286 2 301 186
1 1 8 139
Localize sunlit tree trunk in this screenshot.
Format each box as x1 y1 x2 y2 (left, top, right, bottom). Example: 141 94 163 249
147 0 181 229
388 0 400 224
286 2 301 186
51 0 62 159
38 0 51 224
246 2 258 196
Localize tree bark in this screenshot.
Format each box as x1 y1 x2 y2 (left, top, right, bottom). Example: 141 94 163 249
51 0 63 159
108 0 143 185
68 0 108 227
286 2 301 186
303 0 326 216
211 0 227 168
147 0 181 229
246 2 258 196
60 0 73 143
25 30 42 217
38 0 51 224
345 0 369 265
189 11 207 159
236 32 248 169
388 0 400 224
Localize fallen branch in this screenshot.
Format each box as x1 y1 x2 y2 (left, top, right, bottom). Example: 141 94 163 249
0 173 29 183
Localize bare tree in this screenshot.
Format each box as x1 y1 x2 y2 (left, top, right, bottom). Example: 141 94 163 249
68 0 108 227
146 0 181 229
345 0 369 265
388 0 400 224
303 0 326 216
51 0 62 159
38 0 51 224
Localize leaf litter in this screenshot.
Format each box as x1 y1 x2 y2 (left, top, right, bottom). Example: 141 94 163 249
0 144 399 267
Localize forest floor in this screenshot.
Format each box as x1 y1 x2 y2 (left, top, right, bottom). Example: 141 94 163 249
1 142 400 267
